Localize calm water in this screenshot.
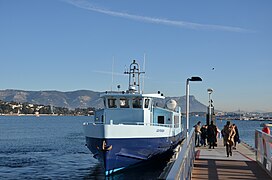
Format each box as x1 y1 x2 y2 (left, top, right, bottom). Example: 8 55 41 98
0 116 268 179
0 116 169 180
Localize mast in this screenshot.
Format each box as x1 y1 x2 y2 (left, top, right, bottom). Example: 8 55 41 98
111 56 114 91
124 60 145 93
142 54 146 93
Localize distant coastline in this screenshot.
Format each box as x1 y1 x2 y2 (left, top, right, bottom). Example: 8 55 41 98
0 99 94 116
0 89 207 113
0 114 92 117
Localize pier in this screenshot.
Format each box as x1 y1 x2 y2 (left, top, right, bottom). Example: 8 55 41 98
163 129 272 180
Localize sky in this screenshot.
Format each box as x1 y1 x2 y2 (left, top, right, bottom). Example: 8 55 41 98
0 0 272 112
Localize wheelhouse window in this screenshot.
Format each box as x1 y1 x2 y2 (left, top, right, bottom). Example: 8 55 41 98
132 98 142 108
144 99 150 109
108 98 117 108
120 98 129 108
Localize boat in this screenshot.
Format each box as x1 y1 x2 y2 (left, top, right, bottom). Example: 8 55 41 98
83 60 184 175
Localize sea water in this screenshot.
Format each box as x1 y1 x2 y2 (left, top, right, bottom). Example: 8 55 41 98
0 116 168 179
0 116 267 179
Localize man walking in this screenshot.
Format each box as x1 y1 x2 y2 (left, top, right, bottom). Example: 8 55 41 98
207 121 217 149
194 121 201 147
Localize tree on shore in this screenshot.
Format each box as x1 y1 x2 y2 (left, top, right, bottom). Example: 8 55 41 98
0 100 95 116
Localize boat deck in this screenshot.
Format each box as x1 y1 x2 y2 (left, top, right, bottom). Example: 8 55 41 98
192 139 271 180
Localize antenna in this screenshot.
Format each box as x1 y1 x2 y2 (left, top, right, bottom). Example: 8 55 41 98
142 53 146 93
111 56 114 91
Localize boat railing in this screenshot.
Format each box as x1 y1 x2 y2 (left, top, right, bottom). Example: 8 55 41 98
136 122 176 128
166 128 195 180
84 121 179 128
113 122 176 128
255 130 272 177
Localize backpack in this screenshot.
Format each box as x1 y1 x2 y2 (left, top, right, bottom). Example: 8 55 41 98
221 129 225 137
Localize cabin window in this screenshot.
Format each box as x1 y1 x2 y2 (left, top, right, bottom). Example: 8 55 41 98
132 98 142 108
158 116 164 124
108 98 117 108
174 116 179 128
144 99 150 109
120 98 129 108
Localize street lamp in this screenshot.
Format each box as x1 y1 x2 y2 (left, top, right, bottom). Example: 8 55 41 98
207 88 213 125
185 76 202 138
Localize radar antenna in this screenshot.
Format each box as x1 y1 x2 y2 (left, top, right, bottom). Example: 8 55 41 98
124 60 145 93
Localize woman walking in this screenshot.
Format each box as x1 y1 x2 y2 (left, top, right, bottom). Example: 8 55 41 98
223 121 236 157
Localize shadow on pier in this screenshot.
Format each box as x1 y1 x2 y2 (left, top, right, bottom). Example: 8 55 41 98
192 138 271 180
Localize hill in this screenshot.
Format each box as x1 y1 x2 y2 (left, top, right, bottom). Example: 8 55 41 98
0 89 207 112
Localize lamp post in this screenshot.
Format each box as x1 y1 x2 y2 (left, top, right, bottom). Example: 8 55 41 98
185 76 202 138
207 88 213 125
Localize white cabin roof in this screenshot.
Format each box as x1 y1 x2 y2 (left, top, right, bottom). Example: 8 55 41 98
100 91 165 99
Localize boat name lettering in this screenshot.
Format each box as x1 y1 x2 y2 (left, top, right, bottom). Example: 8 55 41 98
156 129 165 132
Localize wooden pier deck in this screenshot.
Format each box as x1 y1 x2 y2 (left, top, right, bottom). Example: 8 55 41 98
192 139 271 180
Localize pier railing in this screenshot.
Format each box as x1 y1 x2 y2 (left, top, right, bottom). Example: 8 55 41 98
166 128 195 180
255 130 272 177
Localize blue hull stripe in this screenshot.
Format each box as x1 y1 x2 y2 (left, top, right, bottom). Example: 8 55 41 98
86 133 183 174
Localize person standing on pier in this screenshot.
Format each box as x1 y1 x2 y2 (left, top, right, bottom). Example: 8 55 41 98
200 125 207 147
223 121 236 157
194 121 202 147
233 124 240 149
207 121 217 149
262 124 270 135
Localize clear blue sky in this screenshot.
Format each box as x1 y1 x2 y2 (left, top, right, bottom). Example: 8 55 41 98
1 0 272 112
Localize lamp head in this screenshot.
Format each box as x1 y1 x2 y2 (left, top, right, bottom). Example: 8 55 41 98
189 76 202 82
207 88 213 94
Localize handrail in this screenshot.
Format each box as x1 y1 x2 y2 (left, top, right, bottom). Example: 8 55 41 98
166 128 195 180
85 121 180 128
136 122 177 128
255 130 272 177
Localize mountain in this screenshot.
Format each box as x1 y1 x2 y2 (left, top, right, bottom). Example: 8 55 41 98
0 89 207 112
0 89 102 109
154 96 207 113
